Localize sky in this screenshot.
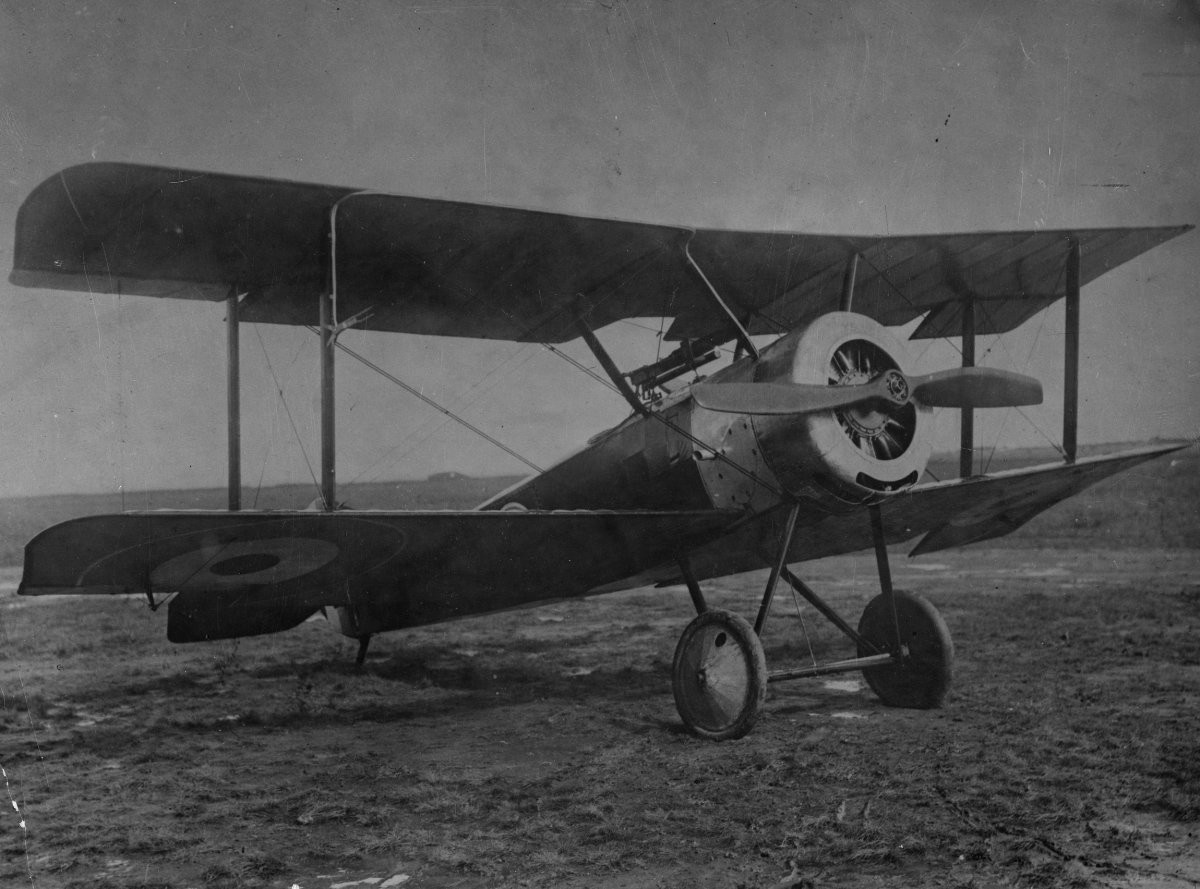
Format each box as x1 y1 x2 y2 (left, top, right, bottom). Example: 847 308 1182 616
0 0 1197 498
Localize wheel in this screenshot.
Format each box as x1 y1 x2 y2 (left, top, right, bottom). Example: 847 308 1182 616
857 591 953 709
672 609 767 741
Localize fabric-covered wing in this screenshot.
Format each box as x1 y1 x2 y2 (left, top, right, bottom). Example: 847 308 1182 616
886 443 1186 555
632 444 1187 589
20 508 737 641
12 163 1191 343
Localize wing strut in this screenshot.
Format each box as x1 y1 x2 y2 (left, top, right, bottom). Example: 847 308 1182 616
1064 238 1081 463
319 280 336 510
959 294 976 478
839 252 860 312
681 234 760 361
320 194 378 511
226 287 242 511
576 319 649 417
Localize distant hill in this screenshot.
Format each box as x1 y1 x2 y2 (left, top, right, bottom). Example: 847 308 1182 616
0 442 1194 567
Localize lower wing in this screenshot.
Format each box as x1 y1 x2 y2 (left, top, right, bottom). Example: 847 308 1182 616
628 442 1189 588
17 444 1185 639
19 509 737 641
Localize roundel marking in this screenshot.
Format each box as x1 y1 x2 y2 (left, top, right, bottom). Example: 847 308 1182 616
209 553 282 576
151 537 340 590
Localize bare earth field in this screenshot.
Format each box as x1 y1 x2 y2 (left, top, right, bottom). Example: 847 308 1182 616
1 449 1198 888
2 549 1199 889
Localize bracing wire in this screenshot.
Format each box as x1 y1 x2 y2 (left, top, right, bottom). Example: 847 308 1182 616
347 343 544 485
788 582 818 669
978 298 1067 471
538 342 623 395
310 231 1072 500
307 328 544 474
860 248 1068 471
536 336 787 499
249 330 311 506
253 324 323 502
496 281 790 497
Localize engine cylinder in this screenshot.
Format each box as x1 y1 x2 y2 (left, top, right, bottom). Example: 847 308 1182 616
751 313 932 510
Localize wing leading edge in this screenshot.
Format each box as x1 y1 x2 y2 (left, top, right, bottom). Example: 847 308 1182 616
11 163 1191 344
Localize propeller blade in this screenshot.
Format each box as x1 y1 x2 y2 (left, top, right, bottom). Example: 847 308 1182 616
691 379 893 415
692 367 1042 416
909 367 1043 408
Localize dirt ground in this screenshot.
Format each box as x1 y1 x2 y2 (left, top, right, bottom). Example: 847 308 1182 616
2 545 1199 889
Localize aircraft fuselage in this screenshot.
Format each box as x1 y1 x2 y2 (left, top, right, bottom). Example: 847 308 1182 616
482 312 934 521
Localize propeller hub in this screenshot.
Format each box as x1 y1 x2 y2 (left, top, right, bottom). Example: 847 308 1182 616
882 369 909 405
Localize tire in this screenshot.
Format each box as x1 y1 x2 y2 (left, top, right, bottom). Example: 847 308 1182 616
672 609 767 741
857 591 953 709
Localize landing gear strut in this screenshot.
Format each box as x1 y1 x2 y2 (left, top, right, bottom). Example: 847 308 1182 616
671 502 954 739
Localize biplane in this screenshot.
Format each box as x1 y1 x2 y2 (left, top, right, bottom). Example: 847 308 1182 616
10 162 1192 739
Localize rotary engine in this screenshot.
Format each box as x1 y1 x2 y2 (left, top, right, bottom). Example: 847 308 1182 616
749 312 933 509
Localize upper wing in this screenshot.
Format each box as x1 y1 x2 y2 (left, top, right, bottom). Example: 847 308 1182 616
19 508 737 641
622 443 1188 588
12 162 1191 343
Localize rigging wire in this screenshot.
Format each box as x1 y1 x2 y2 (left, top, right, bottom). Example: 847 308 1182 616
982 301 1060 472
430 272 790 499
307 327 544 474
540 282 791 496
249 329 313 506
253 324 323 502
536 334 787 498
860 250 1069 470
788 582 818 669
347 342 545 485
538 341 623 396
972 298 1066 465
307 236 1073 501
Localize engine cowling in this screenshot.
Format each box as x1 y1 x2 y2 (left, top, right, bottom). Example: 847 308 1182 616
750 312 932 509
